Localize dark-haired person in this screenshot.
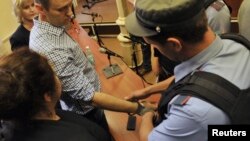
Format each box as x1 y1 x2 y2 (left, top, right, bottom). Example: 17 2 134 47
10 0 37 51
29 0 154 139
0 48 111 141
125 0 250 141
153 0 231 81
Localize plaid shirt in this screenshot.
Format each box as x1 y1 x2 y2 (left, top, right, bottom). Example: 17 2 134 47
30 17 101 115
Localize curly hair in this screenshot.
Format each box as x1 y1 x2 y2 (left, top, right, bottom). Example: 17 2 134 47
0 48 56 120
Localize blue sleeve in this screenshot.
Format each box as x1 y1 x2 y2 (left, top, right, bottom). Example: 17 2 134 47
148 97 230 141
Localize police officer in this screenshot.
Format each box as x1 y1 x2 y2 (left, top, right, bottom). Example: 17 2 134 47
125 0 250 140
153 0 231 82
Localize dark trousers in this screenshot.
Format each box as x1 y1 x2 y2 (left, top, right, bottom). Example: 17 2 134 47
85 108 115 141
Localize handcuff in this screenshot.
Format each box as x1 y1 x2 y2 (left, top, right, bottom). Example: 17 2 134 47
134 101 155 116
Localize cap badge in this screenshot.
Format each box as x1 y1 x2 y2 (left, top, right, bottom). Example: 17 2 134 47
156 26 161 33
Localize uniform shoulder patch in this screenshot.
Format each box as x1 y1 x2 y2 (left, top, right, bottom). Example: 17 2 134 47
211 1 225 11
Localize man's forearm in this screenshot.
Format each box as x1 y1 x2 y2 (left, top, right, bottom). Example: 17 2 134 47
92 92 138 113
139 112 155 141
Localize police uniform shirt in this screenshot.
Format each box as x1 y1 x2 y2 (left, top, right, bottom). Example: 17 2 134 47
148 35 250 141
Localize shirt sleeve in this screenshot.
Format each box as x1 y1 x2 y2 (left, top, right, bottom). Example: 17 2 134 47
45 46 96 102
148 96 230 141
148 113 203 141
206 3 231 34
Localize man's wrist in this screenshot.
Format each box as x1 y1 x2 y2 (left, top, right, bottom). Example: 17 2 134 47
135 102 145 115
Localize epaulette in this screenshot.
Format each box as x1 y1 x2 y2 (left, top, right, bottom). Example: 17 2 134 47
210 1 225 11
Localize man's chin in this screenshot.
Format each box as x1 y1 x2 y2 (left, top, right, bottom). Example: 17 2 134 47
52 22 68 27
64 20 71 26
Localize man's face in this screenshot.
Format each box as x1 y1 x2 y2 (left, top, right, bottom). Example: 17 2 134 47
44 0 73 27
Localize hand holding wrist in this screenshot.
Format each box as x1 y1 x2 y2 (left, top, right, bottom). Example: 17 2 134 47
135 102 155 116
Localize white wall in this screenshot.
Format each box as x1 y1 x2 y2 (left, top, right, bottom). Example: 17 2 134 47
0 0 18 56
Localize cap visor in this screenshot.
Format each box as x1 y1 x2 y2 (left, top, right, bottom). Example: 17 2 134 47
125 11 158 37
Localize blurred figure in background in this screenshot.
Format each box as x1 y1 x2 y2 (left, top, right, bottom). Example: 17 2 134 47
238 0 250 41
10 0 37 51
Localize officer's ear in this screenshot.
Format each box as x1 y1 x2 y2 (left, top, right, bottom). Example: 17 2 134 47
166 37 182 52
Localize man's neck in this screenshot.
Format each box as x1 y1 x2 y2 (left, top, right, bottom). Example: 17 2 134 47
181 27 216 61
33 110 60 121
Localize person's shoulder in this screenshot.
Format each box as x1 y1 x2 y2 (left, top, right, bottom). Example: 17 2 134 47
220 34 250 50
169 96 229 125
56 110 111 141
57 110 96 126
206 0 230 14
11 120 97 141
11 25 28 38
10 25 30 50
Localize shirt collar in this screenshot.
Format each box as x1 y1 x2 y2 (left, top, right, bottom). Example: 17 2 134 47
174 35 223 82
33 17 65 36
